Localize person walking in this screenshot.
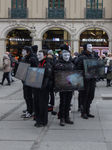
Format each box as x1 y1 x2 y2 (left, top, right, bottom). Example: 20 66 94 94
0 54 11 85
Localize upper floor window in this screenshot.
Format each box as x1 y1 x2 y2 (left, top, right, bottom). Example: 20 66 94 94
49 0 64 9
12 0 27 9
87 0 103 9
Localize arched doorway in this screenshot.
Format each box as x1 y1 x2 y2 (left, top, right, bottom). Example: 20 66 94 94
6 28 32 61
42 28 70 53
79 28 109 56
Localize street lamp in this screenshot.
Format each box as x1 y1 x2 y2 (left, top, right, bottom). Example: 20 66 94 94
30 18 36 45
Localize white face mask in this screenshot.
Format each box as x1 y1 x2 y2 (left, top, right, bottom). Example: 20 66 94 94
22 49 27 57
38 52 44 61
87 44 92 53
62 52 70 62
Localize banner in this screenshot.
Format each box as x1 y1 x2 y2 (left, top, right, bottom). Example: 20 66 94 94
15 62 30 81
25 67 45 88
83 59 105 78
55 70 84 92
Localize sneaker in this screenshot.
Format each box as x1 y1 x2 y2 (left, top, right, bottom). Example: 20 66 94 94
21 111 28 118
65 118 74 124
23 110 27 113
87 113 95 118
0 82 3 85
81 113 88 119
23 113 32 120
60 118 65 126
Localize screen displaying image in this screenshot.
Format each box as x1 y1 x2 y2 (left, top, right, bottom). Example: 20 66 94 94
83 59 105 78
15 62 30 81
25 67 45 88
55 70 84 92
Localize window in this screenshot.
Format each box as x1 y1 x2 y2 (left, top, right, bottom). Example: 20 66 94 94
87 0 103 9
49 0 64 9
10 0 27 18
11 0 27 9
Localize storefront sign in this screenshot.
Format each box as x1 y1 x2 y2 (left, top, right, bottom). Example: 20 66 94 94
53 38 60 41
82 38 106 42
9 38 25 41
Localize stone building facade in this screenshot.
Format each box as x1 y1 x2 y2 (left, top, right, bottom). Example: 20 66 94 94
0 0 112 68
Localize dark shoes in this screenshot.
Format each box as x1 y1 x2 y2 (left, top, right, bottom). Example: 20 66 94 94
81 113 88 119
51 111 57 115
60 118 65 126
65 118 74 124
34 123 43 127
0 82 3 85
87 113 95 118
6 83 11 86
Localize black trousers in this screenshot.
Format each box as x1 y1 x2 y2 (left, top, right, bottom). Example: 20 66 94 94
23 84 33 114
80 79 95 114
48 88 55 106
59 91 72 119
2 72 10 84
34 88 49 125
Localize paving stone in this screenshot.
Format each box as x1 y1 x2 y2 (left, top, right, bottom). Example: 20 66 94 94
38 141 107 150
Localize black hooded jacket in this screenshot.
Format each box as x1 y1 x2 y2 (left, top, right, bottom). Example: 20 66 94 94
38 57 53 89
76 50 92 70
55 52 76 71
25 52 38 67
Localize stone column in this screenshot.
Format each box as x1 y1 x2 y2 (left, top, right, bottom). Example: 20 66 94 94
34 39 42 52
109 37 112 54
73 39 79 53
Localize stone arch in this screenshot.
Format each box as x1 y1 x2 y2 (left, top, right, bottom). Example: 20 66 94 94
76 26 111 40
1 25 31 38
38 25 71 39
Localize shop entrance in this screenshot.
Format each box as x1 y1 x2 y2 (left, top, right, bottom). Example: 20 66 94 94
80 28 109 56
6 28 32 61
42 28 70 52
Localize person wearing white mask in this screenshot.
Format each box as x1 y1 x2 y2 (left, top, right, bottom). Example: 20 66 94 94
77 43 95 119
33 50 53 127
20 46 38 119
55 50 76 126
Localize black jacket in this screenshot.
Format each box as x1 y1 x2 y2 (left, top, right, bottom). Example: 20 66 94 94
55 60 75 71
25 52 38 67
39 58 53 89
77 50 92 70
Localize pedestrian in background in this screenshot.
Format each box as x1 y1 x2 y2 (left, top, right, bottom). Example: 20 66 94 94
105 54 112 87
0 54 11 85
6 51 14 82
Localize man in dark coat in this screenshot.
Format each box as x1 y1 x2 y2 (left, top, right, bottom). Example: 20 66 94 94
55 50 76 126
77 43 95 119
21 46 38 119
33 50 53 127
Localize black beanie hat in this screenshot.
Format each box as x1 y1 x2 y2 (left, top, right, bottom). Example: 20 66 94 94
24 46 32 53
32 45 38 53
60 43 69 51
83 43 87 51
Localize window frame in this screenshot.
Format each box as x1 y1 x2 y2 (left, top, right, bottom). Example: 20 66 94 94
11 0 27 9
48 0 64 9
86 0 103 9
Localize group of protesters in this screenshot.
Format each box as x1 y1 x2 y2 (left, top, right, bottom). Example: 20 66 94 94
14 42 97 128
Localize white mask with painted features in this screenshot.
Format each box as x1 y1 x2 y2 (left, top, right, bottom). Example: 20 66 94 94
38 52 44 61
22 49 27 57
62 53 70 62
87 44 92 53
